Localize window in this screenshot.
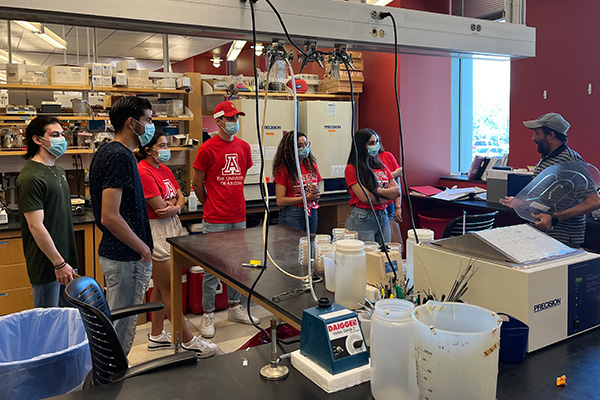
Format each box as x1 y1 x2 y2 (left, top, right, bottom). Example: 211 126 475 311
451 57 510 172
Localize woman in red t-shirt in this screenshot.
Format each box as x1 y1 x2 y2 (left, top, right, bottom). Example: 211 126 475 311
345 129 401 246
273 131 322 233
138 132 217 357
378 145 403 244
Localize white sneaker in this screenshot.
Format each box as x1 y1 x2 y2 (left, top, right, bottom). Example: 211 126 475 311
228 305 260 325
200 313 215 338
182 336 218 359
147 330 173 351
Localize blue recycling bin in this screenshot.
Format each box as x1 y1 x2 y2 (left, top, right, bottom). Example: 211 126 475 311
0 308 92 400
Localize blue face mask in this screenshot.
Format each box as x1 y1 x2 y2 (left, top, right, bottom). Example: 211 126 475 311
134 119 155 146
224 121 239 136
298 146 310 159
41 136 67 158
367 143 380 158
156 148 171 163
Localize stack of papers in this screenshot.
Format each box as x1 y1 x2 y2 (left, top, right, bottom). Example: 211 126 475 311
431 186 487 201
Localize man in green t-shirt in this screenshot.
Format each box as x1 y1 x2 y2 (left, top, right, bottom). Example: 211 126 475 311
16 116 77 307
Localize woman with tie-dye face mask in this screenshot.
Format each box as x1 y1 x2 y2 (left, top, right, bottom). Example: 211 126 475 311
273 131 322 233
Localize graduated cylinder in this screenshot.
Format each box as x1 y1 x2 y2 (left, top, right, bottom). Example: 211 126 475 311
370 299 418 400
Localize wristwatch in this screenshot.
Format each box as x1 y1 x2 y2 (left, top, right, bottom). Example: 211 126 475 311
550 213 559 226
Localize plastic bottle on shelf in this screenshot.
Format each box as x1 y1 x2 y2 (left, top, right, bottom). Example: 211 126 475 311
188 187 198 212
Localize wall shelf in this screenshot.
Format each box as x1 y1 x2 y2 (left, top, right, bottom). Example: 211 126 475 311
0 148 94 156
0 83 91 91
93 86 190 94
207 90 357 100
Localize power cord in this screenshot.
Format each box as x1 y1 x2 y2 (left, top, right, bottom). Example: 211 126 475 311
378 11 420 247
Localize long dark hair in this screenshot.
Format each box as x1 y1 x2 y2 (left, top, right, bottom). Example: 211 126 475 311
24 116 60 159
135 131 166 162
347 128 384 201
272 131 317 181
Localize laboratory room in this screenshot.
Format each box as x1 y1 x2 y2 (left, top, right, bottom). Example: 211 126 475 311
2 0 600 399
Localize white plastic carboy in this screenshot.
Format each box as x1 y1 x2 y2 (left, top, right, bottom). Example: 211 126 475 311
370 299 418 400
334 239 366 310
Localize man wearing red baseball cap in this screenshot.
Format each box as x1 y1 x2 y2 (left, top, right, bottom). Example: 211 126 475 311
191 101 259 338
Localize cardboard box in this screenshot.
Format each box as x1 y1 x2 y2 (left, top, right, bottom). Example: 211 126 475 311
202 78 227 93
326 58 364 72
91 75 103 87
319 79 363 94
114 72 127 86
102 76 112 87
167 99 184 116
176 76 192 89
126 69 150 80
157 78 177 89
84 62 103 76
347 51 362 59
117 59 137 72
47 65 89 86
324 70 364 83
103 94 125 108
102 64 113 76
5 63 26 82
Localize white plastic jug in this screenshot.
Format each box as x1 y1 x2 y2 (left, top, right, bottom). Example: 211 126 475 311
412 301 502 400
405 229 434 287
323 253 335 292
370 299 417 400
334 239 366 310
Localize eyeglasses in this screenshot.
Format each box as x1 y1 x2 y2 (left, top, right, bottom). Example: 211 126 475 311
298 141 311 150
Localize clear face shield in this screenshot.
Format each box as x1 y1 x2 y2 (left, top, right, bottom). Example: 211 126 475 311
511 161 600 223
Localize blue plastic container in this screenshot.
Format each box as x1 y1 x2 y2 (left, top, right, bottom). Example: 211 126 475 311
0 308 92 400
498 313 529 363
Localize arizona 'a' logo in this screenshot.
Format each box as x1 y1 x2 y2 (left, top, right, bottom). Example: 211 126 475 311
222 153 241 175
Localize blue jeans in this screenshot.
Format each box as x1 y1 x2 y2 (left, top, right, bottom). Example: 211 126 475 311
99 257 152 356
385 202 395 221
32 280 70 308
345 206 391 247
279 206 318 233
202 221 246 312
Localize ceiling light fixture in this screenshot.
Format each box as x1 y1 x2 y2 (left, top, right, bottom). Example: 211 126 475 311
369 0 394 5
253 43 264 57
226 40 247 61
14 20 42 33
14 20 67 49
0 50 26 64
211 55 222 68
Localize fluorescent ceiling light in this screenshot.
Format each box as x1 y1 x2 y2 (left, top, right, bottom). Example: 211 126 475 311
38 27 68 49
14 20 42 33
227 40 247 61
14 20 67 49
369 0 394 5
0 50 25 64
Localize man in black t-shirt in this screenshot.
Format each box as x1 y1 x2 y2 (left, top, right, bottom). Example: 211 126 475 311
17 116 77 307
89 96 154 355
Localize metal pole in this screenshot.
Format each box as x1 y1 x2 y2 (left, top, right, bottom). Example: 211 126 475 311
92 27 98 63
76 26 79 65
7 20 12 63
86 27 90 64
62 25 67 64
162 33 171 72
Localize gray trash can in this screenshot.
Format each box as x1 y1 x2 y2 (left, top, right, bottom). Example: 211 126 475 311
0 308 92 400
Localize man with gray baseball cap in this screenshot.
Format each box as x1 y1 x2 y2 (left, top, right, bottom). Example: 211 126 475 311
501 112 600 247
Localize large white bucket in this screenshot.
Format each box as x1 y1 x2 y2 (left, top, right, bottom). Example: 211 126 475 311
412 301 502 400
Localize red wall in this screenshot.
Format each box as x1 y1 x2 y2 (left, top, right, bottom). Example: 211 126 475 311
360 0 451 187
510 1 600 169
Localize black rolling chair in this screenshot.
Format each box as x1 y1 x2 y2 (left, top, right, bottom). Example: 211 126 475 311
64 276 197 387
442 211 499 238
